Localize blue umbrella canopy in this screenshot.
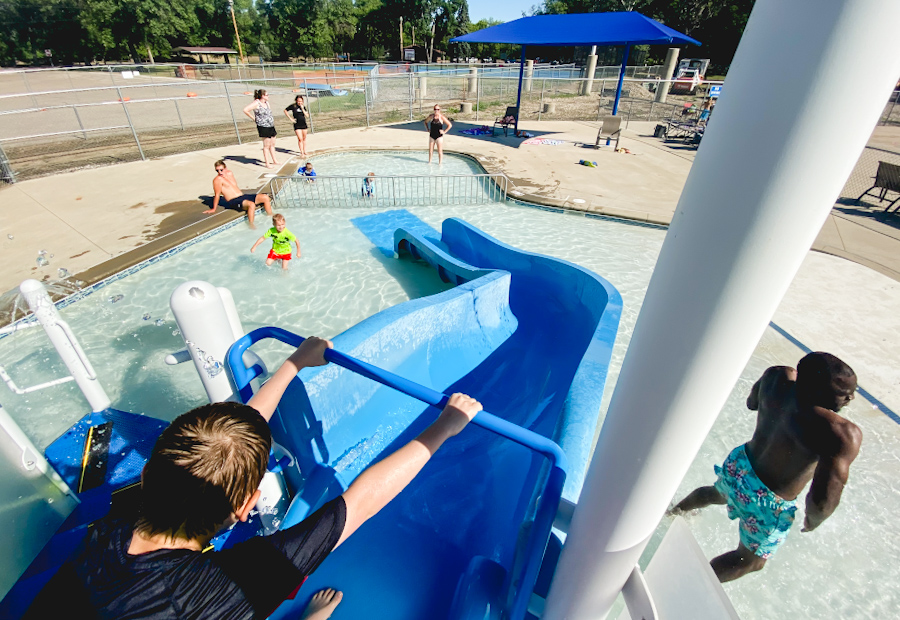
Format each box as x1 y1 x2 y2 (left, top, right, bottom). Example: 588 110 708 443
450 12 700 47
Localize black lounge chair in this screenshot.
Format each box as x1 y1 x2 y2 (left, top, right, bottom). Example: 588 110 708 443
858 161 900 212
493 106 518 137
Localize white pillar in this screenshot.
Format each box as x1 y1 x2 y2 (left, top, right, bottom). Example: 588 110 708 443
467 66 478 94
524 59 534 92
655 47 679 103
543 1 900 618
19 279 111 413
581 54 597 96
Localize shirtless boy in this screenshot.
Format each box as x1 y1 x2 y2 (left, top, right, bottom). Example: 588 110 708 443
671 352 862 581
204 160 273 226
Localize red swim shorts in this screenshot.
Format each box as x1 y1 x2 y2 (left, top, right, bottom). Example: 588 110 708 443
267 250 292 261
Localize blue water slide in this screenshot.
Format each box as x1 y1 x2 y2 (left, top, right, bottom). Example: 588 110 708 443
225 217 621 620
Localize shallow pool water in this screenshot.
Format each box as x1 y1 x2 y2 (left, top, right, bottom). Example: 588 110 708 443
1 151 897 619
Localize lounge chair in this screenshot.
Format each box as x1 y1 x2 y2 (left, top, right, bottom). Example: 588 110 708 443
594 115 622 149
858 161 900 212
493 106 518 137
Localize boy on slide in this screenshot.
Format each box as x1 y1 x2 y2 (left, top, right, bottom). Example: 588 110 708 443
251 213 301 270
25 336 484 619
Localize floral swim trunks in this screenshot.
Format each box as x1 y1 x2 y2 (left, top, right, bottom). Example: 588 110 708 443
714 443 799 559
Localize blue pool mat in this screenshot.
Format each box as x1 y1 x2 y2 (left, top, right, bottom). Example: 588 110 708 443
44 408 168 492
351 209 441 257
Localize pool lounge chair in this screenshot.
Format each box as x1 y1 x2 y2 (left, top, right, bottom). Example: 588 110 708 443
858 161 900 212
493 106 518 137
594 115 622 150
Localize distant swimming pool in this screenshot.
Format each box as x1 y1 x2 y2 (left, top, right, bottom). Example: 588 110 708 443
0 151 897 619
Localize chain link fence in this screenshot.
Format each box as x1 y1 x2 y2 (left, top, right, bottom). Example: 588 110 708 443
0 64 897 183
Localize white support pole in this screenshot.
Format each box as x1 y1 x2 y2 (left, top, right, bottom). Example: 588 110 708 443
542 1 900 618
170 281 239 403
19 279 111 413
655 47 679 104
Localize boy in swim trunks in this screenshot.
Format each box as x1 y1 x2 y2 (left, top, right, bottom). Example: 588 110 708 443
24 336 483 620
670 352 861 581
205 160 273 227
361 172 375 197
251 213 301 270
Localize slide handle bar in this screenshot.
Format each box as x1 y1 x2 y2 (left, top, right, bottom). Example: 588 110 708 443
228 326 567 620
228 327 568 473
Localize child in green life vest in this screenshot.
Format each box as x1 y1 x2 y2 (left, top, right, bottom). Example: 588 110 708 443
250 213 301 270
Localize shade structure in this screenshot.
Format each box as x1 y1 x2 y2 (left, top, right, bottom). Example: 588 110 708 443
450 12 701 125
450 12 700 47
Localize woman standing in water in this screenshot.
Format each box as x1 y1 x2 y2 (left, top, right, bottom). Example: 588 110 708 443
243 89 279 168
284 94 310 157
423 105 452 164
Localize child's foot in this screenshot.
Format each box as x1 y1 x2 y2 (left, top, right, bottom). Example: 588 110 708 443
300 588 343 620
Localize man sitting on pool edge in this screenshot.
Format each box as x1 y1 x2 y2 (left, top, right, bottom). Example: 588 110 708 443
25 337 484 619
204 159 273 227
670 352 862 582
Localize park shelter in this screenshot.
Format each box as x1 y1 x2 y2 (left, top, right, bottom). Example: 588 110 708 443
451 12 700 129
174 46 238 64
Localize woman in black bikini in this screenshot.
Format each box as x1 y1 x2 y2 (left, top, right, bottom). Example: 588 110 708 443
423 105 452 164
284 95 310 157
243 89 279 169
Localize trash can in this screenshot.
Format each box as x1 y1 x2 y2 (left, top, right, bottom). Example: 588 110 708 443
654 123 668 138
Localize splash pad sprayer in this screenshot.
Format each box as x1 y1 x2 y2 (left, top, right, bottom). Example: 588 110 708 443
0 279 111 414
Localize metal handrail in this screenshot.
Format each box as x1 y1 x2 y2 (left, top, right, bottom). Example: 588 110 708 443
226 326 565 620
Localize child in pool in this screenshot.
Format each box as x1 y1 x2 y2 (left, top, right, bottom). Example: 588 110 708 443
300 161 317 182
361 172 375 197
251 213 301 270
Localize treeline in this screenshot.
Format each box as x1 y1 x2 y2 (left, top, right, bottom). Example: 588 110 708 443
0 0 754 72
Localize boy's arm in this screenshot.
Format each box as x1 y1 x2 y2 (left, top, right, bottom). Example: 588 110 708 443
250 236 266 252
247 337 332 422
294 240 301 257
335 393 481 549
204 179 222 214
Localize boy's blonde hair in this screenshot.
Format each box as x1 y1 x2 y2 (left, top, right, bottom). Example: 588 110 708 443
136 402 271 540
273 213 285 224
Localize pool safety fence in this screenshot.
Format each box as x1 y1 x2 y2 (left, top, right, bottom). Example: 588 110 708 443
270 172 509 209
0 64 896 181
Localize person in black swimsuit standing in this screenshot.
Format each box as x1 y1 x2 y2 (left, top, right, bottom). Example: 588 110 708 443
284 95 310 157
424 105 452 164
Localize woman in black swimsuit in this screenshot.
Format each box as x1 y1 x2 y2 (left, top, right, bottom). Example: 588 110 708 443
423 105 452 164
284 95 310 157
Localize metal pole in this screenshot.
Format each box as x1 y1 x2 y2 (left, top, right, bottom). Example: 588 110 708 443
224 82 242 144
408 72 413 121
543 0 900 617
514 45 526 133
116 87 145 160
173 98 185 131
612 44 631 116
72 105 87 139
305 80 315 133
539 79 544 121
365 77 370 127
476 73 480 122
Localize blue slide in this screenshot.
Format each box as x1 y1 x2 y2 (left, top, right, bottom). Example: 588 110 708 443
226 213 622 620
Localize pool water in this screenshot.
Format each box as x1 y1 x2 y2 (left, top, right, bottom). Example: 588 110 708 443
1 151 897 619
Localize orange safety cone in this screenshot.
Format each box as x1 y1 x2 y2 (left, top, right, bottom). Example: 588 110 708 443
186 92 198 97
118 97 130 102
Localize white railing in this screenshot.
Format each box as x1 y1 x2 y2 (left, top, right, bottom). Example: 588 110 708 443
271 172 509 209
